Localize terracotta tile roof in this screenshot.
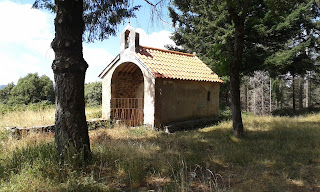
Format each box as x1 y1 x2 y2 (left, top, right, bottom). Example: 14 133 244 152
135 46 223 83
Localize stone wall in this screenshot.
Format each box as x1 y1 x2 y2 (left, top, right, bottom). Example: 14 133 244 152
111 66 144 99
6 119 112 139
163 117 219 133
155 79 220 128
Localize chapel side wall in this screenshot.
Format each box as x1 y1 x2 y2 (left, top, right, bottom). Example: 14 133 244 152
155 79 220 127
101 72 112 119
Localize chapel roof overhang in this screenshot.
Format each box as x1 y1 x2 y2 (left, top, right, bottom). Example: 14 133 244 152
135 46 223 83
99 26 223 83
99 46 223 83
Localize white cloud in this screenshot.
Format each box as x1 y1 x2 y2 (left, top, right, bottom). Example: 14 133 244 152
83 46 113 68
0 1 176 85
83 46 114 83
26 39 54 60
0 1 54 85
0 1 114 84
0 1 53 43
136 28 176 49
0 53 23 84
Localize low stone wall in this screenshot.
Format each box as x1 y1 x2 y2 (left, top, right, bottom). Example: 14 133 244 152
4 118 219 139
5 119 112 139
163 117 219 133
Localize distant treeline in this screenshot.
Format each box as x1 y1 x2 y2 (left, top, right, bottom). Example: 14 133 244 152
0 73 102 113
0 73 54 106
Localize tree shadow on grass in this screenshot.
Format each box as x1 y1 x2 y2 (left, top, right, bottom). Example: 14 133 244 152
86 118 320 191
1 117 319 191
134 118 320 191
272 107 320 117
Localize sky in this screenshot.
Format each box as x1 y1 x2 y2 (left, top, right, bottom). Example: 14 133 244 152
0 0 176 85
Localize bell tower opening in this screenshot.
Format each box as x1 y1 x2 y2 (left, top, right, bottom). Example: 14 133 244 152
125 30 130 49
120 26 140 53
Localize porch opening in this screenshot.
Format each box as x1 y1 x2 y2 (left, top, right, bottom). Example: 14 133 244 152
110 62 144 127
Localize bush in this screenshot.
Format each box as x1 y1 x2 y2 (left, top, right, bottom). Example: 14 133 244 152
8 73 54 105
0 102 54 115
218 108 232 121
85 82 102 106
272 107 320 116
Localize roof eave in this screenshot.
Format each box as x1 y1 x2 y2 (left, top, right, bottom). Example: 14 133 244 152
98 54 120 79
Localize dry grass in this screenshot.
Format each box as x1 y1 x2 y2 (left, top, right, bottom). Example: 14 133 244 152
0 106 101 128
0 108 55 128
0 112 320 191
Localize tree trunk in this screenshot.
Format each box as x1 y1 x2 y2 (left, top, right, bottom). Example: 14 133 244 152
309 74 312 107
52 0 91 161
305 73 309 109
280 80 283 110
226 90 229 107
269 77 272 112
262 80 264 115
229 23 245 137
226 0 249 137
245 79 249 112
246 78 250 112
292 74 296 112
299 76 303 110
253 78 256 115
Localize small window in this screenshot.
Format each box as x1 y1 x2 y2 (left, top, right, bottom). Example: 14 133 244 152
207 91 211 101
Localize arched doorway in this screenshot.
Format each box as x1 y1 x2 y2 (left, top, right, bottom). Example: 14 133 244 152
110 62 144 127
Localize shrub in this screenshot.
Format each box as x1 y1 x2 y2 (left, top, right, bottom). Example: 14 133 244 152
85 82 102 106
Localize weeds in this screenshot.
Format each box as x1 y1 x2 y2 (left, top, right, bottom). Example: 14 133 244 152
0 112 320 191
0 106 102 128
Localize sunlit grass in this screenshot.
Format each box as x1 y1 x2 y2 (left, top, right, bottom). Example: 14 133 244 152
0 106 102 128
0 108 55 128
0 112 319 191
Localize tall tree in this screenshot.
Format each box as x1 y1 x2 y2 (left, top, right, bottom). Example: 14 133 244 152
33 0 139 161
225 0 249 137
52 0 91 161
169 0 320 137
265 1 320 110
169 0 249 137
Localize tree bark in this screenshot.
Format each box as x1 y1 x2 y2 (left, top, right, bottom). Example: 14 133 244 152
305 72 310 109
262 80 264 115
245 79 248 112
253 78 256 115
269 77 272 112
280 80 283 109
292 74 296 112
52 0 91 161
299 76 303 110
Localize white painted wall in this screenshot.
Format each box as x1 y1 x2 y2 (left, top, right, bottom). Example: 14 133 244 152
100 50 155 127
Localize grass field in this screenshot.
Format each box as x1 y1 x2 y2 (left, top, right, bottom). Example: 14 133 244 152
0 106 101 128
0 109 319 191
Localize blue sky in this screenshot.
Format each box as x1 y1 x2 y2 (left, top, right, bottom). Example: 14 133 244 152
0 0 175 84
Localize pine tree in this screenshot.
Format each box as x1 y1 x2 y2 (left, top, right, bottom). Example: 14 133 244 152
169 0 320 137
265 1 320 111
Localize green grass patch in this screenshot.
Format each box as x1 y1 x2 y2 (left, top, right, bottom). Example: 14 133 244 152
272 107 320 117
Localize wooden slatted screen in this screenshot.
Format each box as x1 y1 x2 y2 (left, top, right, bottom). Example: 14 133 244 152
111 98 143 127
